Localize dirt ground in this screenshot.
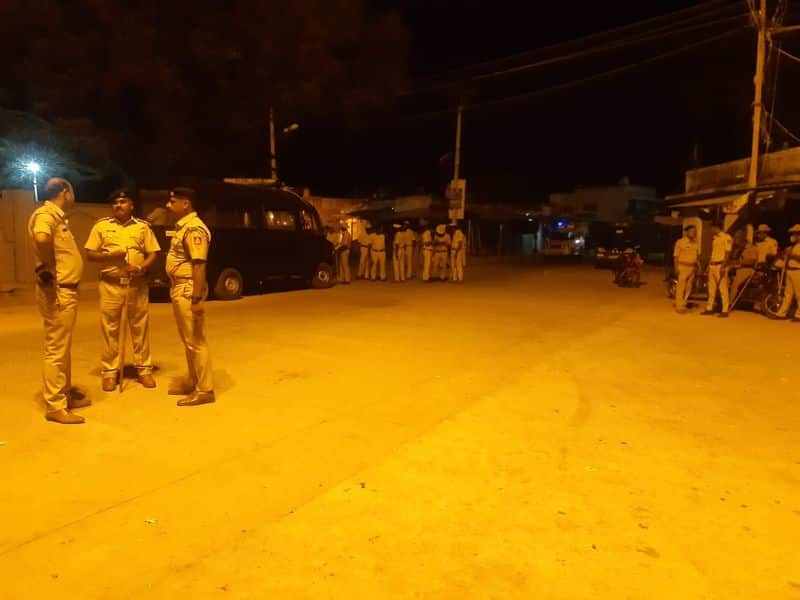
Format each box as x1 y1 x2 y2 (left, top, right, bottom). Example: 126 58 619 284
0 259 798 599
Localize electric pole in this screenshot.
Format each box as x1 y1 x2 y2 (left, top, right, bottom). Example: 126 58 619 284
453 104 463 181
748 0 768 189
269 107 277 181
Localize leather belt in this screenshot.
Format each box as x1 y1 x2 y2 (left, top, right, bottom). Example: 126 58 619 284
709 261 724 265
101 274 143 285
371 249 385 253
170 276 193 283
58 282 79 290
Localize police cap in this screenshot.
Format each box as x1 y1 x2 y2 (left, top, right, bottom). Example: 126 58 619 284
170 187 197 205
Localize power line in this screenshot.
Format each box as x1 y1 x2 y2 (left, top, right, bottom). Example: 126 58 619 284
766 111 800 144
400 27 748 123
402 2 748 97
409 0 744 89
472 12 749 83
776 46 800 64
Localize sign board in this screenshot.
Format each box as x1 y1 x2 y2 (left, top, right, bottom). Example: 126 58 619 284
446 178 466 221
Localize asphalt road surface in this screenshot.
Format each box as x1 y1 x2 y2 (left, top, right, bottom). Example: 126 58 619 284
0 259 798 599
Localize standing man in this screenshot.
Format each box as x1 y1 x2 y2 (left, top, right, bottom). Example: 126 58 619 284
404 222 417 279
450 223 466 283
701 223 732 318
729 230 759 304
673 224 700 314
392 224 406 282
357 225 372 280
755 224 779 268
337 222 352 284
28 178 87 424
85 189 160 391
432 224 451 281
370 226 387 281
421 224 434 282
774 224 800 321
165 188 215 406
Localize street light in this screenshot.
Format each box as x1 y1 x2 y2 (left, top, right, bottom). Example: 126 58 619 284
25 161 41 202
282 123 300 134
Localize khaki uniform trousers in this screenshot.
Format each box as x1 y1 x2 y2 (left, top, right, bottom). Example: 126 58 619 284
777 269 800 317
706 264 730 313
370 249 387 281
99 279 153 376
338 249 351 283
36 285 78 413
393 247 406 281
675 264 696 310
422 249 432 281
170 281 214 393
405 244 415 279
450 249 465 282
358 246 370 279
730 267 754 304
432 251 449 280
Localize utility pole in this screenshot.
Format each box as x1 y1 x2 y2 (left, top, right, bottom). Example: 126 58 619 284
748 0 768 190
453 104 463 181
269 106 277 181
726 0 768 234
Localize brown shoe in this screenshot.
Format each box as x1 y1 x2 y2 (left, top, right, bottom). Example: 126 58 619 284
46 409 85 425
102 375 117 392
168 381 196 396
177 391 216 407
138 373 156 388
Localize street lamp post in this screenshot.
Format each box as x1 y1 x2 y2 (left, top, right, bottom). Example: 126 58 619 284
268 107 300 182
25 161 41 202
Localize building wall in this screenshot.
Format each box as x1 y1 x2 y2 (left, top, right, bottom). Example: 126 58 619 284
548 184 662 224
0 188 109 286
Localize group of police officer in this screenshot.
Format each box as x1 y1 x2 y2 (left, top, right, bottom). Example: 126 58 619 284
28 179 214 425
327 221 467 284
672 221 800 318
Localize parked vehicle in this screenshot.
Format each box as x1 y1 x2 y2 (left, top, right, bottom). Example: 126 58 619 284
143 181 336 301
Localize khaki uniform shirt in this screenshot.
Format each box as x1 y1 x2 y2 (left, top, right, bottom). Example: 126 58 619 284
370 233 386 252
434 232 451 252
709 232 732 263
787 243 800 269
357 231 371 249
85 217 161 278
756 236 779 264
166 212 211 279
738 243 759 267
27 201 84 285
673 236 699 265
451 229 466 251
421 229 433 250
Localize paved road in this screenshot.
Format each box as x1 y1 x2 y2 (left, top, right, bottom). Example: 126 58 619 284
0 260 798 598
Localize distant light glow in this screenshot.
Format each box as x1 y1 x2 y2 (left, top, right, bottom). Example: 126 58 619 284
26 161 41 174
556 219 567 229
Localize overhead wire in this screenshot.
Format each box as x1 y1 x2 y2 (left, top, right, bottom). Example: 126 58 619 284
398 26 749 123
424 0 743 84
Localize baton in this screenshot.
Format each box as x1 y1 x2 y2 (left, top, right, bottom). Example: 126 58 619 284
118 248 131 394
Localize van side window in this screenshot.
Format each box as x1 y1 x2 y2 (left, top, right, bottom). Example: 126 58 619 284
300 209 317 232
265 210 297 231
207 205 259 228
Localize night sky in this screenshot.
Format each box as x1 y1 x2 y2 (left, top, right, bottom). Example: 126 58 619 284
285 0 799 201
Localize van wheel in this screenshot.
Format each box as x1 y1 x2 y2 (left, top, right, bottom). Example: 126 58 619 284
311 263 335 289
214 268 243 300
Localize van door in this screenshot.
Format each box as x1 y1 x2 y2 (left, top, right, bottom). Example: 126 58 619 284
207 203 263 293
263 208 301 277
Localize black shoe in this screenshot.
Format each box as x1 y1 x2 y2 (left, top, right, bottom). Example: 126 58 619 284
700 310 715 316
177 391 216 407
768 314 788 320
717 312 729 319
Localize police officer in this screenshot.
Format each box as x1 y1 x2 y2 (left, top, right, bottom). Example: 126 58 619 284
450 223 466 283
432 224 451 281
774 224 800 321
755 224 779 267
325 226 339 279
357 225 372 279
337 222 352 284
165 188 216 406
701 223 732 318
404 222 416 279
729 230 758 305
85 189 161 390
370 226 387 281
28 178 88 424
421 224 434 282
392 223 406 282
673 224 700 314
